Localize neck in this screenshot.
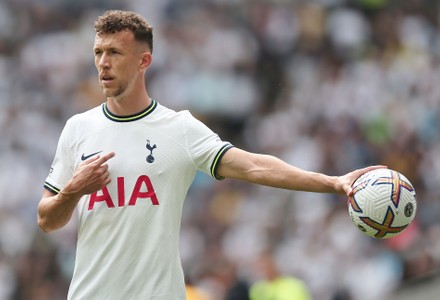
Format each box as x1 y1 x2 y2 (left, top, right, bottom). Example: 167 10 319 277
106 92 151 116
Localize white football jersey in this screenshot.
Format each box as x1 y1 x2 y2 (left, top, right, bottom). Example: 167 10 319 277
44 100 233 299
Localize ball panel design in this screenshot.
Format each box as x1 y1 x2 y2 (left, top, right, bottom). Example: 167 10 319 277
348 169 417 239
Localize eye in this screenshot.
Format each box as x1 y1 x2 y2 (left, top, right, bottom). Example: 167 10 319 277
94 50 102 56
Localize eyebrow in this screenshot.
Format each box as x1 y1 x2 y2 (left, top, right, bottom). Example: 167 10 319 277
93 46 121 52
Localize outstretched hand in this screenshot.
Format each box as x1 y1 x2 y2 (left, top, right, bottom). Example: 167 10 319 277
338 165 387 197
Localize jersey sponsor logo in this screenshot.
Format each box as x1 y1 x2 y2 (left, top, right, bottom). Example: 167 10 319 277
81 151 103 161
88 175 159 210
146 140 157 163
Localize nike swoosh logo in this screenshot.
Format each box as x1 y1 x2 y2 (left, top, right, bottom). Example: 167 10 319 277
81 151 103 161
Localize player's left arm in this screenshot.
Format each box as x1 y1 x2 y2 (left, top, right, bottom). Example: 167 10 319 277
216 147 385 196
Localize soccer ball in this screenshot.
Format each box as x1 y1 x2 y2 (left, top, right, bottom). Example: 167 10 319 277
348 168 417 239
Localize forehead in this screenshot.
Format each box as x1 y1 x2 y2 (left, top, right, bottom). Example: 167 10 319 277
93 30 136 49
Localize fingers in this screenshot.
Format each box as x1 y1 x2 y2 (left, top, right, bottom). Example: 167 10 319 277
345 165 388 196
94 157 111 181
95 152 116 166
66 152 115 197
347 189 354 197
352 165 387 182
103 175 112 186
82 152 115 165
82 152 113 185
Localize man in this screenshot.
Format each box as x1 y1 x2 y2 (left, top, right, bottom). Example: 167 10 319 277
37 10 383 300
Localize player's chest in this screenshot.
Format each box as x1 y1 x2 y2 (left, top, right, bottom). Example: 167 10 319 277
74 125 189 176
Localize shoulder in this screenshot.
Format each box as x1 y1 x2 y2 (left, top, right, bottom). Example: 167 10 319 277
62 104 104 135
154 102 193 120
153 103 203 127
67 105 103 124
152 103 218 144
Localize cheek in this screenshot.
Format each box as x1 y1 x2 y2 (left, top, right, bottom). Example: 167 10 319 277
94 58 100 71
122 63 139 78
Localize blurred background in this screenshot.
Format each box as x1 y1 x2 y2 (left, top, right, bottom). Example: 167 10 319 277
1 0 440 299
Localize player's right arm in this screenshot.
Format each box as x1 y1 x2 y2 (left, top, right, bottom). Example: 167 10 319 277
38 152 115 233
216 147 384 196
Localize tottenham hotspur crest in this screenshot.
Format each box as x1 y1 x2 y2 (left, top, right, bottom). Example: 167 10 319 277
146 140 157 163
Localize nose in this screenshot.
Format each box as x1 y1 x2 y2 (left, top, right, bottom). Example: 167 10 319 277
98 53 111 69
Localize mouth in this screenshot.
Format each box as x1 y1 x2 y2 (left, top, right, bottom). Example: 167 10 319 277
100 75 114 84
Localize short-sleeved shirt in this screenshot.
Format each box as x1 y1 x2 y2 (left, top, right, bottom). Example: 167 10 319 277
44 100 233 299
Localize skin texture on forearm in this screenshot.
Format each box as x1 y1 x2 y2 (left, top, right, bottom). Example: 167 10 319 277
37 190 82 233
217 148 385 196
218 148 342 194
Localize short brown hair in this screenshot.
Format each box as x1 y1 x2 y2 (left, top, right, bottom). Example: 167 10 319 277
94 10 153 53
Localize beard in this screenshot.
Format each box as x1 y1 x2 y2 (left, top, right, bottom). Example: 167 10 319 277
101 80 128 98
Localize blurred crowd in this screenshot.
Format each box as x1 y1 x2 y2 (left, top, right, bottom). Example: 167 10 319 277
1 0 440 299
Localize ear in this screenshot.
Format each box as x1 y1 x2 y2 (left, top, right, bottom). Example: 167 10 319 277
139 51 152 71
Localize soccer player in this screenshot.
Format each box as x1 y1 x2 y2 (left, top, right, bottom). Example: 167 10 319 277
37 10 383 300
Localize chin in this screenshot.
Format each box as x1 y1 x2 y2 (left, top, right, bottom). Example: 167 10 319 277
104 90 126 99
100 83 127 98
101 87 117 97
